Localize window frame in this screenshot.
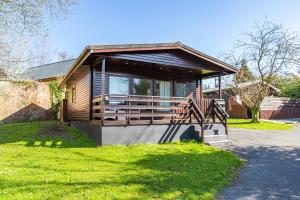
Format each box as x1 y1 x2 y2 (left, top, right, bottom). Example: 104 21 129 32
71 85 76 103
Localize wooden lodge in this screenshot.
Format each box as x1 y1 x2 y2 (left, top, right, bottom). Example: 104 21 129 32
59 42 237 145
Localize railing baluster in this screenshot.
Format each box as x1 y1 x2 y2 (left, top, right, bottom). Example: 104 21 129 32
151 96 154 124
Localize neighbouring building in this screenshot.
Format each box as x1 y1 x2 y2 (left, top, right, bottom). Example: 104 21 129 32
0 59 76 124
23 59 76 82
203 80 281 119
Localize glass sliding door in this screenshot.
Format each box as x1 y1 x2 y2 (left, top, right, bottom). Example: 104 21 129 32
155 80 171 107
154 80 171 97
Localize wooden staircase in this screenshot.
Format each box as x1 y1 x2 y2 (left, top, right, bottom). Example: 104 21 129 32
194 123 230 146
189 98 230 145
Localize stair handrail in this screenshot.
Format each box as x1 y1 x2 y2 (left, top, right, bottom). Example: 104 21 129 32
213 99 229 119
188 98 205 142
211 99 229 138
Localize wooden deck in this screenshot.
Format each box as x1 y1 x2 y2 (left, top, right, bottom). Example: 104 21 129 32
90 95 228 141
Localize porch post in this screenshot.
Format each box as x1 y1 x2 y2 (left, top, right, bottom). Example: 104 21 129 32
195 78 202 112
101 57 106 125
218 74 222 99
195 79 199 101
199 78 203 99
90 64 94 121
101 57 106 97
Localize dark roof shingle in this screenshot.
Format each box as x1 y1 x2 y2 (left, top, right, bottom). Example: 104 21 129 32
23 59 76 80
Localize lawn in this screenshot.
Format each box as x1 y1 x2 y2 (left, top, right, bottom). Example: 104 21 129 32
228 118 294 130
0 121 242 200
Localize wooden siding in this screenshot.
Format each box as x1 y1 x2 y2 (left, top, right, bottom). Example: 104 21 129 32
66 67 91 121
108 51 222 73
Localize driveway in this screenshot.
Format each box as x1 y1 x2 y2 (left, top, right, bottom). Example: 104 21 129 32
218 124 300 200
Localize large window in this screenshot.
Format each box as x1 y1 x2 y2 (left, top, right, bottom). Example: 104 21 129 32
109 76 129 95
133 78 152 95
175 82 189 97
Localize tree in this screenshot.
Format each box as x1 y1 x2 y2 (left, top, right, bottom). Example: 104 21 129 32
234 59 256 84
276 76 300 98
57 51 71 61
33 37 56 66
227 19 300 122
49 79 64 118
0 0 76 79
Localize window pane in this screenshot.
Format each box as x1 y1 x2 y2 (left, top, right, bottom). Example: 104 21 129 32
133 78 152 95
154 80 171 97
109 76 129 95
71 87 76 103
176 82 189 97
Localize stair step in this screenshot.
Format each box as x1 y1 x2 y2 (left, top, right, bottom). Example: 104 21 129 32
204 135 227 138
206 140 231 146
203 123 225 131
195 129 223 136
204 135 228 142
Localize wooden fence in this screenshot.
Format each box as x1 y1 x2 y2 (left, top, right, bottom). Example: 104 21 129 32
260 97 300 119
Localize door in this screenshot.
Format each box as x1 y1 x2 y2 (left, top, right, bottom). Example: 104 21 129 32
155 80 171 107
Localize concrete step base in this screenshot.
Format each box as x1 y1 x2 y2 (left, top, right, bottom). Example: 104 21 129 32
203 134 228 142
205 139 231 146
195 129 222 136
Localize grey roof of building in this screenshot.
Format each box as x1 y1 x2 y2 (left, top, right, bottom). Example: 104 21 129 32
23 59 76 80
203 80 281 93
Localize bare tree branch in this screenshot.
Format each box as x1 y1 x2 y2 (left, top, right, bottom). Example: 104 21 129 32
224 19 300 122
0 0 76 79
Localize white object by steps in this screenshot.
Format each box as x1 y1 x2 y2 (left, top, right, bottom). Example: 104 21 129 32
195 123 231 146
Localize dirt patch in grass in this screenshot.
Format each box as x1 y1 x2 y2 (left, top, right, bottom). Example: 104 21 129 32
37 123 71 139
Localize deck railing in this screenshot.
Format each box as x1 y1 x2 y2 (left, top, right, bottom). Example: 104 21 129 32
91 95 228 141
92 94 192 126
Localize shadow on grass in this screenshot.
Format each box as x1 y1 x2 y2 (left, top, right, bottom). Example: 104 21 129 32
0 121 96 148
0 148 242 199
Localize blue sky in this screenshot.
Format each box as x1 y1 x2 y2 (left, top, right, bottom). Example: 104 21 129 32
48 0 300 59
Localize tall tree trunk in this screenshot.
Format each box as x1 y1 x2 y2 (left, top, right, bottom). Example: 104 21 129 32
250 107 260 122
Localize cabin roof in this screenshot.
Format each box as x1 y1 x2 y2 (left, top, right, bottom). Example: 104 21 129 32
59 42 238 87
23 59 76 81
88 42 237 71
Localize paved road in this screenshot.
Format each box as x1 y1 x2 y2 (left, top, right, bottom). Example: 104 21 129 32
218 124 300 200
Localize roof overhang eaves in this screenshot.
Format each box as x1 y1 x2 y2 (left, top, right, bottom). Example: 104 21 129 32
177 43 238 73
90 43 237 73
59 42 238 88
90 43 180 54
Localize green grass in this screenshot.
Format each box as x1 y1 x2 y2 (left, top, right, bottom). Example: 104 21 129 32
0 121 242 200
228 118 294 130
